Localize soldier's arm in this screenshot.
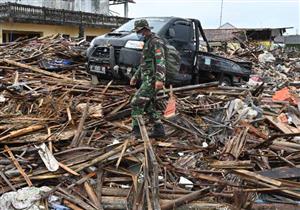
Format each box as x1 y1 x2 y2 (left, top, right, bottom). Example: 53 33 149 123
133 66 141 80
153 40 166 83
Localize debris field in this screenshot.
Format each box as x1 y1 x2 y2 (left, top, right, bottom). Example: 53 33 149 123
0 35 300 210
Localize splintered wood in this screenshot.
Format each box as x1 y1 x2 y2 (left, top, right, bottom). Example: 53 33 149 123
1 35 300 209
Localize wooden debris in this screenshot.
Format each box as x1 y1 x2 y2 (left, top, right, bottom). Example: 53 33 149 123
0 36 300 209
4 145 33 187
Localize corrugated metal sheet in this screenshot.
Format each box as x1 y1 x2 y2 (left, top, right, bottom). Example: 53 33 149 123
274 36 284 43
204 27 290 42
285 35 300 45
204 29 247 42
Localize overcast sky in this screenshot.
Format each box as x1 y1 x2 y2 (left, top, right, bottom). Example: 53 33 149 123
111 0 300 35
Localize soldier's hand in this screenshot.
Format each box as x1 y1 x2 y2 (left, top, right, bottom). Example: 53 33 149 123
130 77 137 86
155 81 164 90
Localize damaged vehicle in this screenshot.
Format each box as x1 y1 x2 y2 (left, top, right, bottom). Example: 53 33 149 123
86 17 252 86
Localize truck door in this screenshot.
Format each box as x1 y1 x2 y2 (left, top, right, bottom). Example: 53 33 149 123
167 20 194 73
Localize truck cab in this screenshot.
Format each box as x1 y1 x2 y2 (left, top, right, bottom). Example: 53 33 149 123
87 17 251 86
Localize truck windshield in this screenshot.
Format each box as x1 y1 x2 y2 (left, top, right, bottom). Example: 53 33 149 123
115 18 169 33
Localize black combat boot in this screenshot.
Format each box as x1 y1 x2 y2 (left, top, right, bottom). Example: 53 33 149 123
132 126 141 139
149 123 166 138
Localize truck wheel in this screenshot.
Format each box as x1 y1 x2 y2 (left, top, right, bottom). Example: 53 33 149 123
220 76 232 86
91 74 99 85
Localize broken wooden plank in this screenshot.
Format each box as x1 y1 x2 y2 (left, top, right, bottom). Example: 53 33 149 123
3 59 79 82
0 124 45 142
70 101 89 147
4 145 33 187
210 160 254 169
265 115 296 134
161 187 211 210
258 166 300 179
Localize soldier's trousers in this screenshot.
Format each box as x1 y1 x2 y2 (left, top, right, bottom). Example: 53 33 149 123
131 81 160 127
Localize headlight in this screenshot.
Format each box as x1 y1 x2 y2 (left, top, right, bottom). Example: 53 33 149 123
125 40 144 50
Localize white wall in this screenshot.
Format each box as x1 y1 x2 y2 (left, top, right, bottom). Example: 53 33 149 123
0 0 109 14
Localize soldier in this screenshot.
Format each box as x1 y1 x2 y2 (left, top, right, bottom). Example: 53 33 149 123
130 19 166 138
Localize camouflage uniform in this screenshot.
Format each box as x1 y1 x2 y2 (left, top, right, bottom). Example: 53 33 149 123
131 21 166 127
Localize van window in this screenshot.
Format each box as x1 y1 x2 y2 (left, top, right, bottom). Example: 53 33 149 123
173 23 191 43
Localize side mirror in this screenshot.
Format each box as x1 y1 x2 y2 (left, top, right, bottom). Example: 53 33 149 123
168 28 175 38
110 28 116 32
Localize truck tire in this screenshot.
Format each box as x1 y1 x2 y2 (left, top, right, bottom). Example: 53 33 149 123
91 74 99 85
220 76 232 86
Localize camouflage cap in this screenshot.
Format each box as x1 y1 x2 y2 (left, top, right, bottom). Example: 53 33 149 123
134 19 152 32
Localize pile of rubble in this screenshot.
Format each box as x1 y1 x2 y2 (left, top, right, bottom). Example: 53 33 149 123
214 40 300 86
0 35 300 210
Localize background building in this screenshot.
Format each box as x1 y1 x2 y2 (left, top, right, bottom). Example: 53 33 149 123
0 0 132 43
204 22 292 50
0 0 110 15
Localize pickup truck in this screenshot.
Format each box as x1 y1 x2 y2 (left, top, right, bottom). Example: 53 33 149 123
86 17 251 86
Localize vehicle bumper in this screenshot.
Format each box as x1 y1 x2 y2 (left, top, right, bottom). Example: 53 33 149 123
87 46 142 81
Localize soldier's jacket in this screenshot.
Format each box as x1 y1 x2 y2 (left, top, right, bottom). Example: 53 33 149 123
133 33 166 83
